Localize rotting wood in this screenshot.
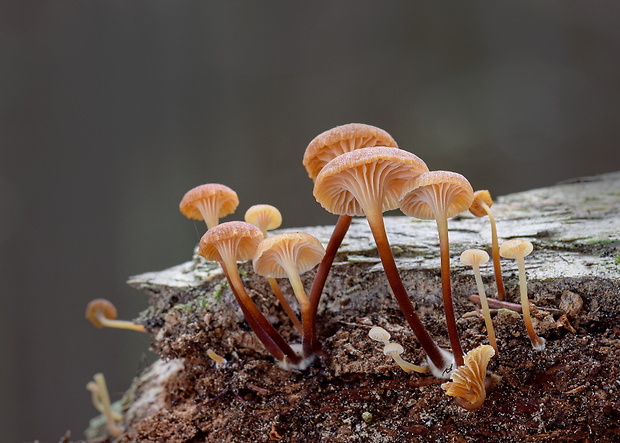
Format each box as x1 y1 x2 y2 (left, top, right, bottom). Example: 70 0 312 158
86 172 620 442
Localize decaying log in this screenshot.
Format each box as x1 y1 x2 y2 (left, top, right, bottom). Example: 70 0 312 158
86 172 620 442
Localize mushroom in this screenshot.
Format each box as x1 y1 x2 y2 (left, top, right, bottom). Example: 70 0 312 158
179 183 239 230
302 123 398 180
441 344 496 410
253 232 326 358
206 349 227 368
470 190 506 301
399 171 474 367
368 326 430 374
314 147 453 377
303 123 398 354
199 221 302 366
87 373 123 437
460 249 498 353
85 299 146 332
245 204 303 334
499 239 546 350
244 204 283 237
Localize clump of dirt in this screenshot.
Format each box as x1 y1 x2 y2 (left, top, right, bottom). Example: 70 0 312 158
89 259 620 442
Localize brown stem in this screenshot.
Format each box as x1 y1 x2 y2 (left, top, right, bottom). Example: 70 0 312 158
483 203 506 301
436 215 464 367
469 294 522 312
516 256 545 350
366 209 449 372
268 277 303 334
306 215 352 355
222 263 301 365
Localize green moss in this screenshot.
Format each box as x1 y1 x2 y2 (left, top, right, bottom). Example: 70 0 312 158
172 281 229 313
582 238 616 246
615 255 620 265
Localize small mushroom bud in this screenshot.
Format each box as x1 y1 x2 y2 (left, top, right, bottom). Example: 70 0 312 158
368 326 391 343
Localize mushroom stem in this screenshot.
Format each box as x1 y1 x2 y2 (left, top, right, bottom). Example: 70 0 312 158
366 207 452 375
87 373 123 438
515 255 545 350
195 199 221 230
481 202 506 301
436 215 465 367
306 214 353 353
267 278 303 334
95 315 146 332
469 295 522 312
221 258 302 365
282 265 315 357
470 261 498 354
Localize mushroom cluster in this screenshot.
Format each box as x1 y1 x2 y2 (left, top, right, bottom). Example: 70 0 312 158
86 123 549 417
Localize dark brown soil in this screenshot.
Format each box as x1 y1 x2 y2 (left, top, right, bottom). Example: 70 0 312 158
105 259 620 443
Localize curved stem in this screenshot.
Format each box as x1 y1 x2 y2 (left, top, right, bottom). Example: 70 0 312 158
267 277 303 334
97 315 146 332
390 353 430 374
471 263 497 354
222 260 302 364
483 203 505 301
516 256 545 350
365 208 449 372
306 214 353 354
436 215 464 367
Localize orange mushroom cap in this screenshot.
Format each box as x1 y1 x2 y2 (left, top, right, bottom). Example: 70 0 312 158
399 171 474 220
303 123 398 180
441 344 495 410
253 233 326 279
198 221 263 262
244 204 283 236
469 190 493 217
313 147 428 216
179 183 239 223
85 299 117 328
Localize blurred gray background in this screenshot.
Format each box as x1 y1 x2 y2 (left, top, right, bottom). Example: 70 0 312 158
2 1 620 441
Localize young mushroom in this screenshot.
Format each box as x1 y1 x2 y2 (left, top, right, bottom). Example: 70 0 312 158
499 239 546 350
368 326 429 374
87 373 123 437
179 183 239 230
460 249 498 354
314 147 454 378
399 171 475 367
470 190 506 300
199 221 302 367
85 299 146 332
441 344 496 410
245 204 303 334
253 232 326 359
303 123 399 354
